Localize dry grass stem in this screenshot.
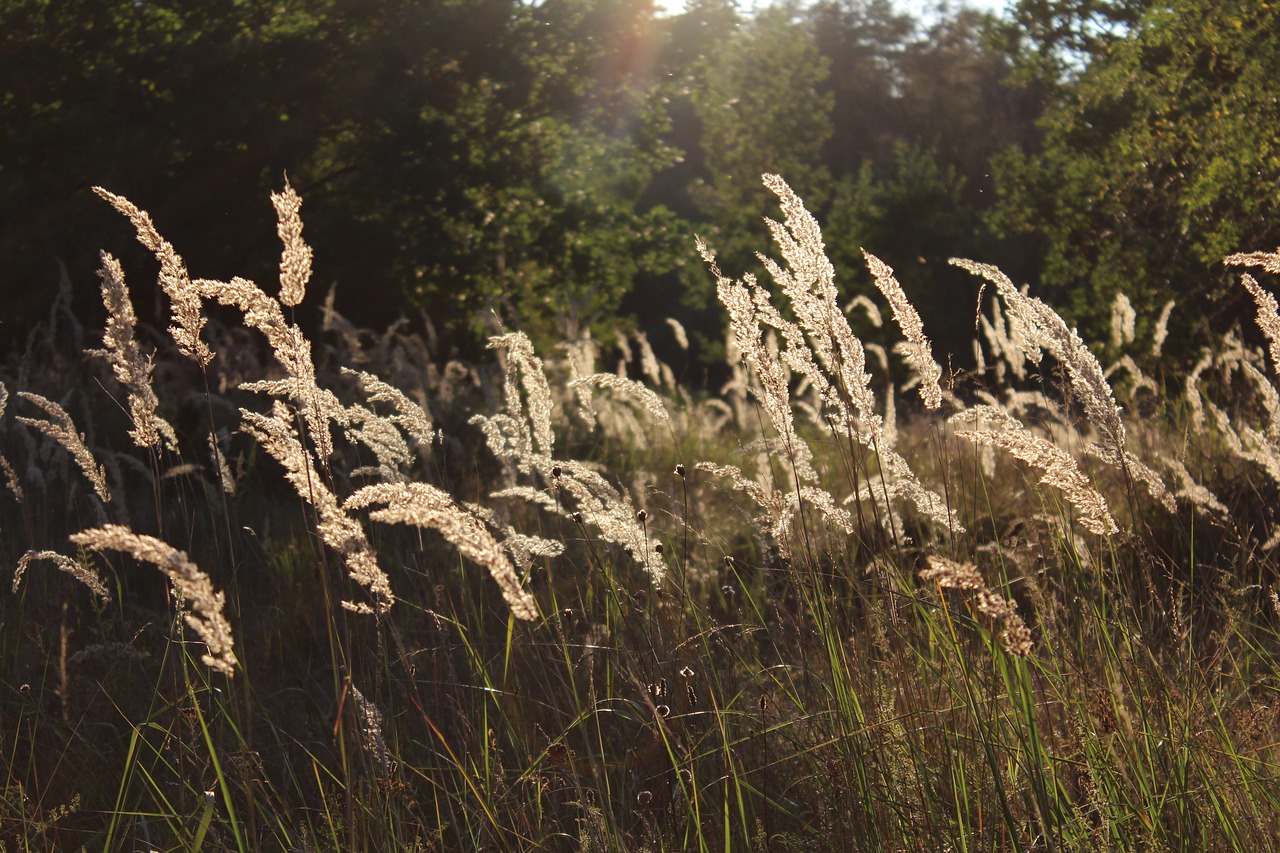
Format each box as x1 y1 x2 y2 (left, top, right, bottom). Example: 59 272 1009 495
1239 273 1280 376
92 188 214 366
952 406 1118 536
863 250 943 410
241 402 393 615
345 483 537 620
14 550 111 605
271 180 313 307
16 393 111 504
920 556 1032 656
89 252 175 449
69 525 236 675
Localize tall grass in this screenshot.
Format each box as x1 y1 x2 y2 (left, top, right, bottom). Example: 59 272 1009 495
1 174 1279 851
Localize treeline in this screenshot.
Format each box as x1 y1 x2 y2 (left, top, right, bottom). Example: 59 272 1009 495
3 0 1277 371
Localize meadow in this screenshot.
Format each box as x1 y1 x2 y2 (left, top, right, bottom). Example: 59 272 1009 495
2 174 1280 851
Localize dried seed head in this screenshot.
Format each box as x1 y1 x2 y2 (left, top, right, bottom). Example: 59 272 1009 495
654 542 664 555
636 509 647 523
675 463 686 478
637 790 653 806
545 742 571 766
679 666 694 678
656 704 670 718
551 465 562 479
572 512 584 524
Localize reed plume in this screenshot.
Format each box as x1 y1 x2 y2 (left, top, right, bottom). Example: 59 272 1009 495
16 393 111 504
69 525 236 675
89 252 175 449
92 187 214 367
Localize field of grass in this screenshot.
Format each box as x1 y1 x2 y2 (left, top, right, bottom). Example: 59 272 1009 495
3 175 1280 851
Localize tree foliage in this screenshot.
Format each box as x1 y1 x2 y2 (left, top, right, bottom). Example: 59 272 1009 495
990 0 1280 354
11 0 1269 373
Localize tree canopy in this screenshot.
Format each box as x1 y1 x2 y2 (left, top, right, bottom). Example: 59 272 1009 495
3 0 1275 370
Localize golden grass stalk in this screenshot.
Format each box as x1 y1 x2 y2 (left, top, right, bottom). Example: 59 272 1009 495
698 238 817 483
568 374 672 425
951 259 1127 464
951 406 1118 536
489 332 554 458
919 556 1032 657
89 252 175 449
1152 299 1176 357
69 525 236 675
241 402 393 615
343 368 436 448
1238 273 1280 376
14 550 111 605
271 180 313 307
16 393 111 504
92 187 214 367
862 250 943 410
345 482 537 621
198 276 341 461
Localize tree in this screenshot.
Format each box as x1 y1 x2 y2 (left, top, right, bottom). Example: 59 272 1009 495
989 0 1280 357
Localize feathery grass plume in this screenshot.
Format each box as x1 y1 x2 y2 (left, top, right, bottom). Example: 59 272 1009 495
271 180 312 307
343 368 435 448
341 403 413 478
1226 246 1280 276
89 251 176 449
1105 355 1159 397
951 406 1118 536
1185 350 1214 433
1110 292 1136 349
474 343 662 579
465 502 566 567
92 188 214 366
862 250 942 410
0 455 22 504
69 525 236 675
919 556 1032 657
345 482 537 620
757 175 880 429
0 384 18 504
197 276 339 461
489 332 554 457
918 555 984 590
560 335 600 429
1161 456 1228 519
1152 299 1176 357
711 177 958 531
635 331 663 388
14 550 111 605
845 294 882 327
569 374 672 426
208 432 237 495
697 238 818 484
1237 274 1280 376
1242 360 1280 443
952 259 1125 457
241 402 393 615
348 684 392 781
16 393 111 504
665 317 689 351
